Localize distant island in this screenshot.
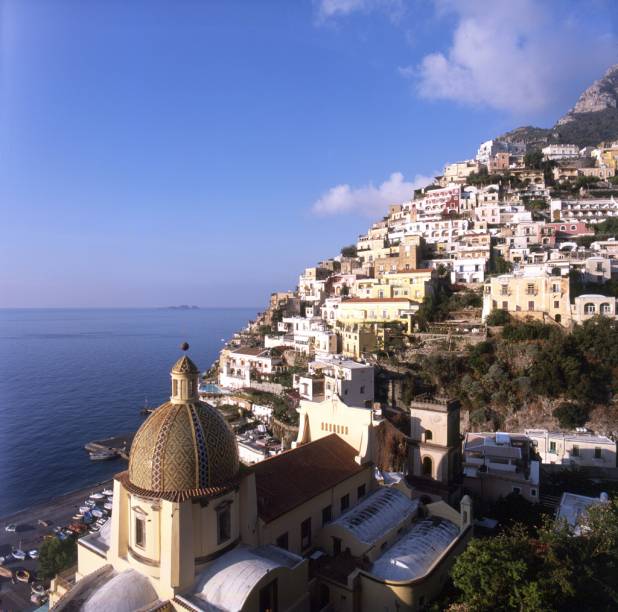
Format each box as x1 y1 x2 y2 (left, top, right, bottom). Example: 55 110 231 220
163 305 200 310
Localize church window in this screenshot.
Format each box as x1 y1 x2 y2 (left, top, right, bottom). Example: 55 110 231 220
275 532 288 550
422 456 433 477
135 515 145 549
258 578 278 612
216 502 231 544
425 430 433 441
301 518 312 550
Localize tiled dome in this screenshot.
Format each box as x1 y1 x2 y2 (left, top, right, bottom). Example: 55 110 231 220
129 400 239 495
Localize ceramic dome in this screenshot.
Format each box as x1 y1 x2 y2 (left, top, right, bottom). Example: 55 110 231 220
128 351 239 495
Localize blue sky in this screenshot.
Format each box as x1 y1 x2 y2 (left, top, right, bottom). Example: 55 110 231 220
1 0 616 307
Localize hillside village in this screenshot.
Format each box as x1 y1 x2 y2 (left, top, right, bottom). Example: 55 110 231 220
185 127 618 610
36 64 618 612
204 132 618 441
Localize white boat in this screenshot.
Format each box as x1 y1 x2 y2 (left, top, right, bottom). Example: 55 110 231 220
85 500 96 508
79 506 90 514
102 489 113 496
0 555 6 565
103 502 113 511
89 450 117 461
89 526 99 533
12 549 26 561
89 493 105 501
4 524 16 533
28 549 39 560
96 518 107 526
91 508 104 519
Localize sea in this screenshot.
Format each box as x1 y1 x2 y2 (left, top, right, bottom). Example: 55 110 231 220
0 308 256 517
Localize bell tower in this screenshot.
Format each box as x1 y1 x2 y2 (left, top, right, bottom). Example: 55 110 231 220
408 396 461 486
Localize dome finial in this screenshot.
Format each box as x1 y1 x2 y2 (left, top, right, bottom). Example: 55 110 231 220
180 341 190 351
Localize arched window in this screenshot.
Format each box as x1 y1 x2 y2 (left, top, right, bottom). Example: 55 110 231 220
173 379 178 396
425 430 433 442
601 303 612 314
422 456 433 477
584 303 596 315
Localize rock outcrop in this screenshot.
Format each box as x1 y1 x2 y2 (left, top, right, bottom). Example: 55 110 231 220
557 64 618 125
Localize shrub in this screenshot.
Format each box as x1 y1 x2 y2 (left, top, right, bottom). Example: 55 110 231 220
501 321 553 342
340 244 357 258
486 309 511 326
553 402 589 429
39 536 77 579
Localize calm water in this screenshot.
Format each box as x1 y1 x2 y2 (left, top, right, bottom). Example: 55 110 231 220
0 308 255 517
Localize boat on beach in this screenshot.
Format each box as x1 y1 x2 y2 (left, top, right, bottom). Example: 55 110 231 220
79 506 90 514
89 493 105 500
12 549 27 561
89 450 118 461
101 489 113 496
103 502 112 511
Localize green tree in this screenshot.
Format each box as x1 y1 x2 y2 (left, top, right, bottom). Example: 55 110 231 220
340 244 357 258
553 402 589 429
451 498 618 611
486 309 510 326
488 251 513 274
39 536 77 579
451 527 549 611
524 150 544 169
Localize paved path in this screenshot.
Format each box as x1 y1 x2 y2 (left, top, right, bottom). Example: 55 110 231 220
0 479 113 611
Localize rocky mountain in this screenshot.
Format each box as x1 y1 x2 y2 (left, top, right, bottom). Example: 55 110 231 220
557 64 618 124
498 63 618 149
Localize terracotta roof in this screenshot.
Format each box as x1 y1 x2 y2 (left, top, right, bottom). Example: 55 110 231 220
231 346 266 356
253 435 369 523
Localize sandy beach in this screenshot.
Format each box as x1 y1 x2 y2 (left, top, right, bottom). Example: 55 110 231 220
0 479 113 611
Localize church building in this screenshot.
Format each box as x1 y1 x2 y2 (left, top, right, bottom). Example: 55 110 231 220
49 347 472 612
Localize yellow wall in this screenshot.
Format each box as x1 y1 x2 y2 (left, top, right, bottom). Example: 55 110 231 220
483 273 571 325
257 468 373 556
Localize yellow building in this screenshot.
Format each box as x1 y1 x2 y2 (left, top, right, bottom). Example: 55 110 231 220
50 348 471 612
335 298 418 334
481 271 571 325
374 236 423 278
353 269 434 301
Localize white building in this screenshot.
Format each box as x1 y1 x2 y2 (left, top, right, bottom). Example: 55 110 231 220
218 347 283 389
542 144 579 161
428 257 485 284
269 316 338 355
463 432 540 504
572 294 618 324
556 492 609 535
294 356 374 408
476 139 525 165
525 429 616 466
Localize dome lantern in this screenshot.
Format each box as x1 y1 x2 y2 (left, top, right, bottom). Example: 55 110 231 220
170 342 199 404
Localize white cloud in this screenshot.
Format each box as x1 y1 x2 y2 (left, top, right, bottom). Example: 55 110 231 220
316 0 404 22
312 172 432 216
410 0 617 114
